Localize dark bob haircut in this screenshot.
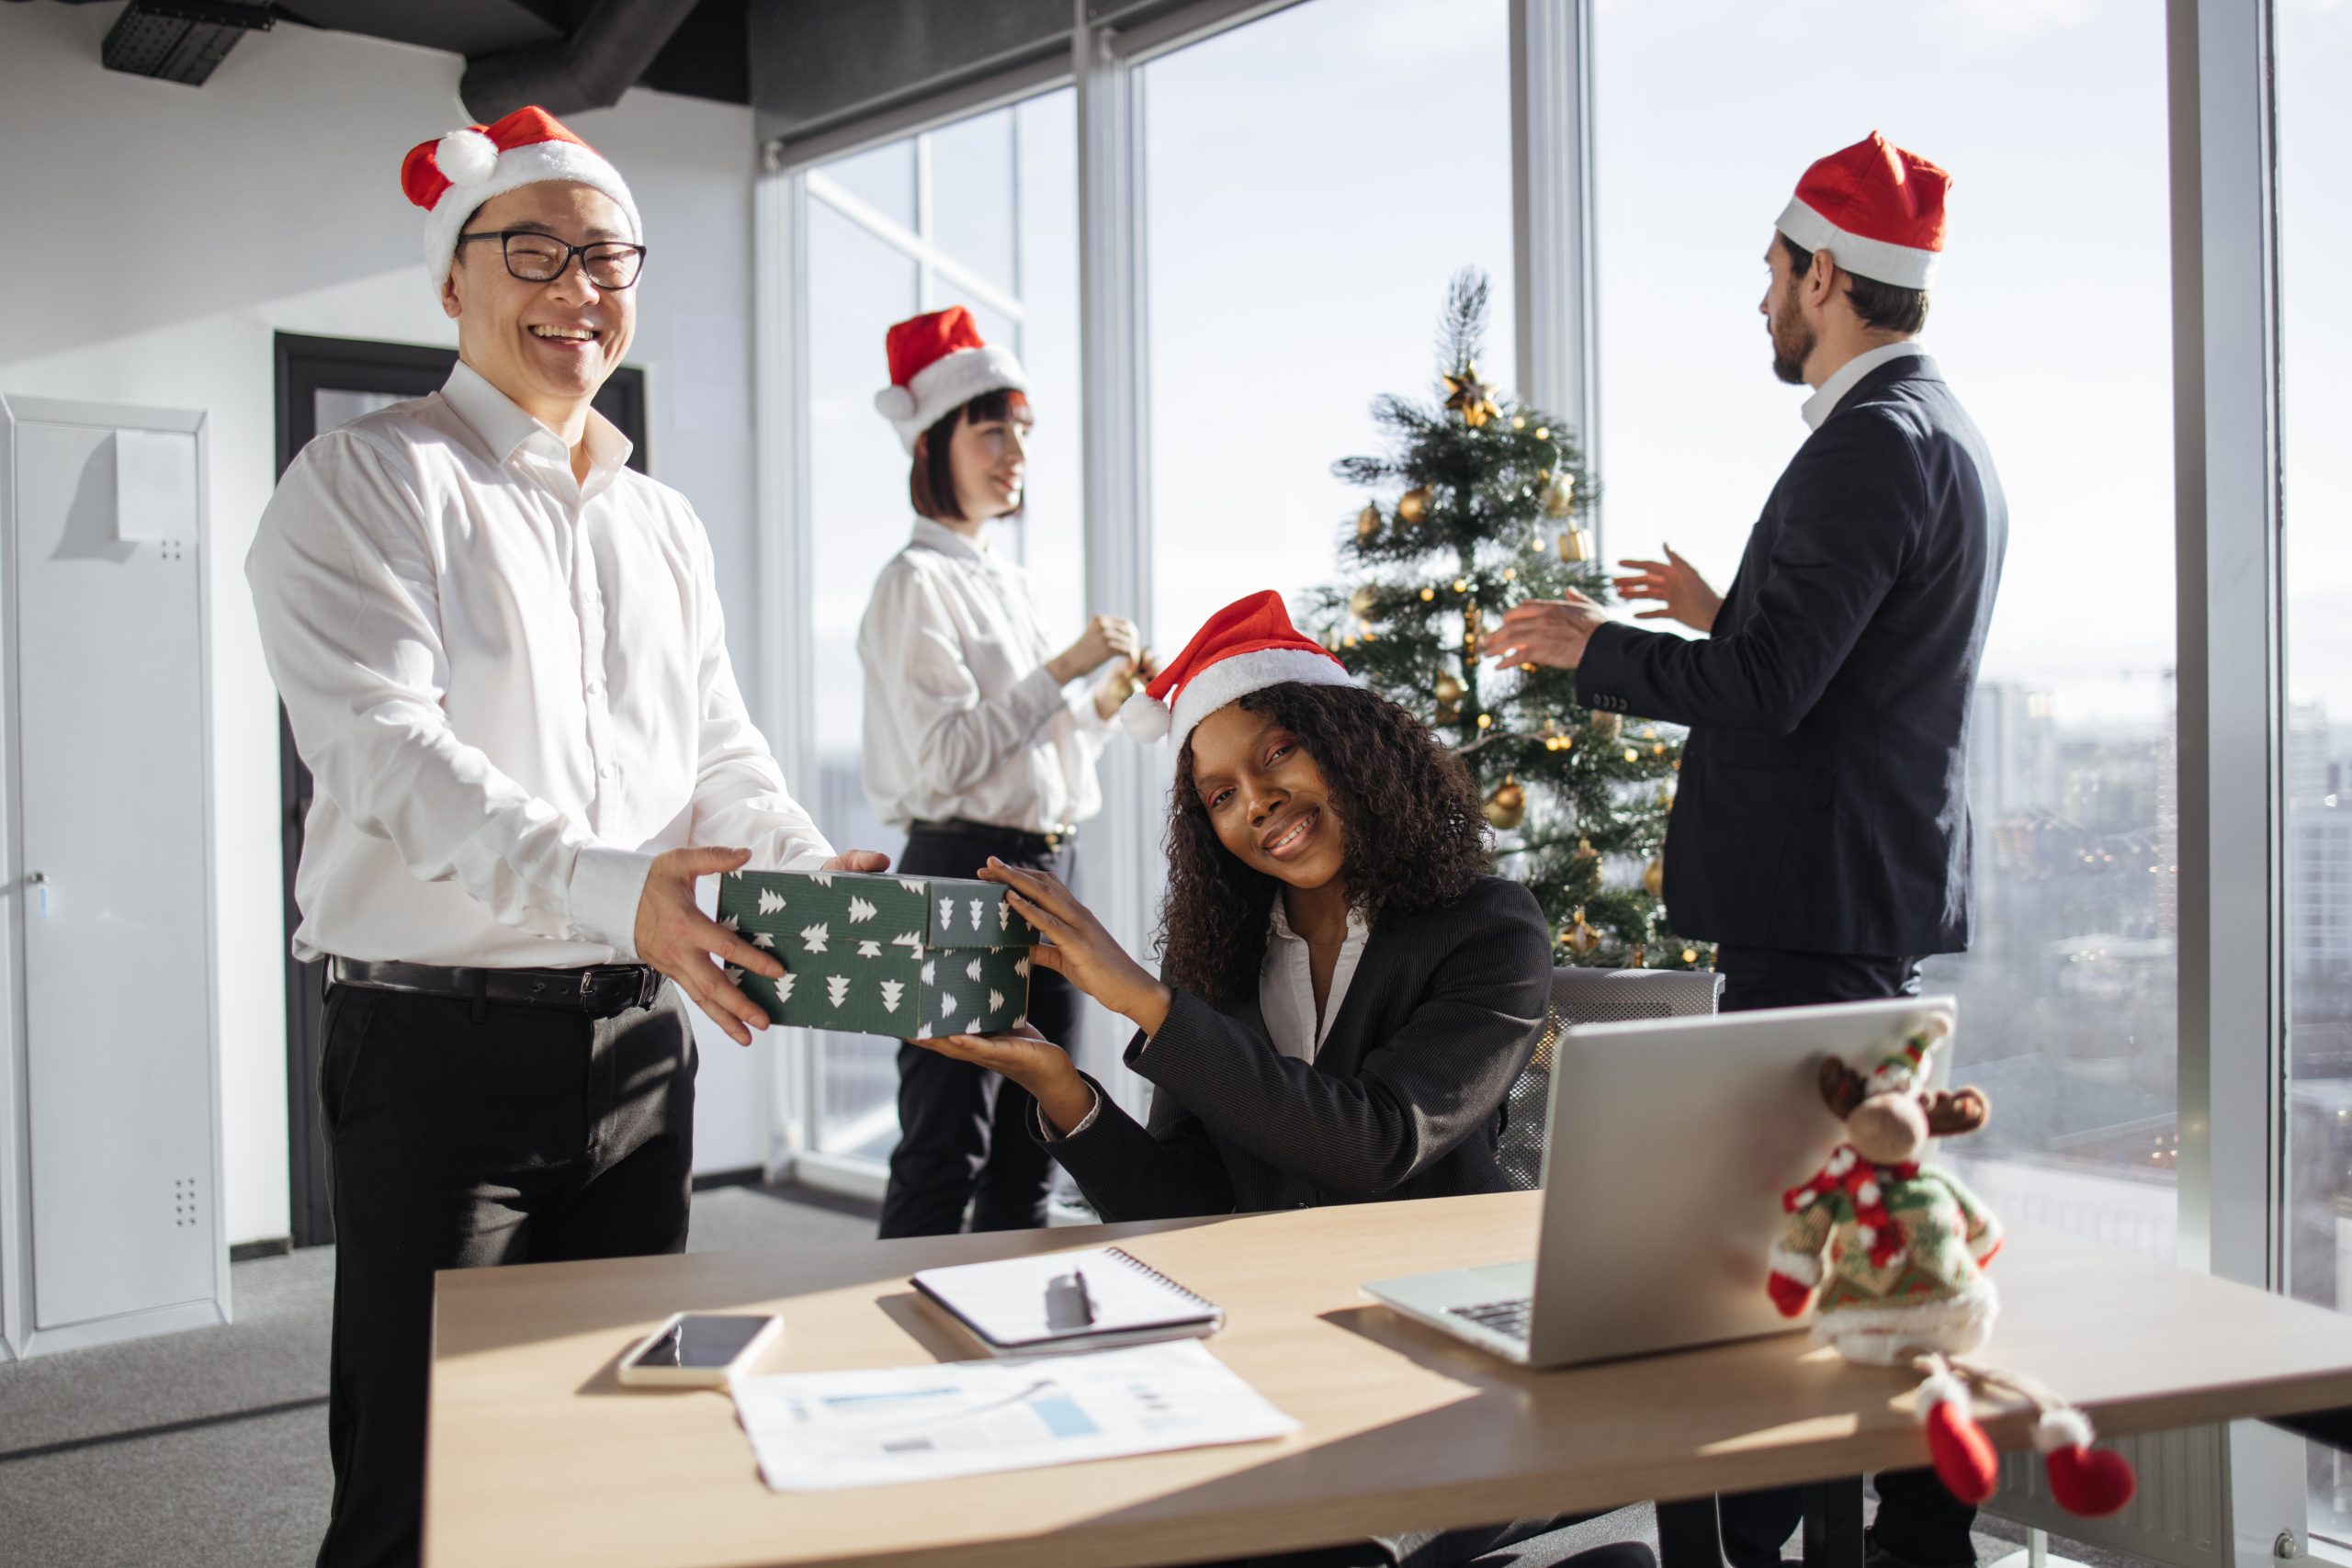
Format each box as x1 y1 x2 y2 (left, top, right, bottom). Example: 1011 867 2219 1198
910 387 1031 523
1779 232 1930 336
1158 682 1489 1004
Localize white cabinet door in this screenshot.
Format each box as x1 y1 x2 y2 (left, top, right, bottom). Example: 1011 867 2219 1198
6 402 217 1335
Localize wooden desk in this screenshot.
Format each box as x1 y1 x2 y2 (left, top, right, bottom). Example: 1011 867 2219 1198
426 1193 2352 1568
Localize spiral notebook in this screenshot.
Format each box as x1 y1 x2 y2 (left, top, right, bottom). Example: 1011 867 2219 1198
910 1247 1224 1355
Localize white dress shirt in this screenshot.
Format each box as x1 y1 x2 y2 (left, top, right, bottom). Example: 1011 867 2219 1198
1046 898 1370 1140
856 517 1113 835
246 360 834 968
1800 339 1927 429
1260 897 1372 1061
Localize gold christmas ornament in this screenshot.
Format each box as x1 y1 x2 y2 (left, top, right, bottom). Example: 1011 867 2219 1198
1557 527 1595 563
1534 426 1551 441
1442 363 1502 428
1563 908 1600 956
1419 586 1435 602
1643 857 1665 897
1511 415 1527 431
1573 836 1597 863
1433 671 1464 720
1482 774 1526 830
1681 947 1699 965
1541 470 1577 519
1356 502 1381 541
1396 486 1433 525
1350 585 1377 619
1453 578 1469 593
1623 747 1640 763
1476 713 1493 729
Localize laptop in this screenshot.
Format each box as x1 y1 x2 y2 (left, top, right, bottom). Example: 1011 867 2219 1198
1362 995 1956 1368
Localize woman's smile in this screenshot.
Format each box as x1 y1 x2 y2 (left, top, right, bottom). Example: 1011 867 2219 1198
1260 807 1321 862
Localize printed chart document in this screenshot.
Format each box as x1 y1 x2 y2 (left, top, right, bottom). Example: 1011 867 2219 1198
729 1340 1297 1492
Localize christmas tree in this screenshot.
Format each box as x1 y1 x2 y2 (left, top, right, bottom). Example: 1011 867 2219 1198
1308 270 1708 970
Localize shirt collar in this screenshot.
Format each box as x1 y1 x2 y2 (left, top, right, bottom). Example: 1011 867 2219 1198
439 358 633 480
1800 340 1928 430
1267 897 1371 943
910 516 995 562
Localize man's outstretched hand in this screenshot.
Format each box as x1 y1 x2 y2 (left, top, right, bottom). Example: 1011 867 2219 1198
632 846 893 1045
1490 592 1612 672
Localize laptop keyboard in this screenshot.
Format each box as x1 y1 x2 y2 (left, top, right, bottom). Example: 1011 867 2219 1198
1449 1296 1532 1341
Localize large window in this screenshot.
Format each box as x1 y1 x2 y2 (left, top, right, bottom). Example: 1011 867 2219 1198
1593 0 2179 1251
800 93 1080 1166
2279 0 2352 1538
1141 0 1515 649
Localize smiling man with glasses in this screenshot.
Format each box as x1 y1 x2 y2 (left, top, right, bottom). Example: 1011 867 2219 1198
245 107 886 1568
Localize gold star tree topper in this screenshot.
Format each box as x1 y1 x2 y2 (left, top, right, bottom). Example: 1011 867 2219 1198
1442 362 1501 428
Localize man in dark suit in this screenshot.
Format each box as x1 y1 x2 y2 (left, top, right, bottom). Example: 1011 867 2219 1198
1492 132 2006 1568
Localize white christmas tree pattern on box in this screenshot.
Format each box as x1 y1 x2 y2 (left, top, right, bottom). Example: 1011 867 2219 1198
716 869 1032 1039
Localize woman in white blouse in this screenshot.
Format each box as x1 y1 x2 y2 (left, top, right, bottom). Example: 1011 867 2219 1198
859 307 1148 1238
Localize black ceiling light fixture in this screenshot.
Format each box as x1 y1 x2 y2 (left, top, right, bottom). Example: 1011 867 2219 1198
97 0 277 86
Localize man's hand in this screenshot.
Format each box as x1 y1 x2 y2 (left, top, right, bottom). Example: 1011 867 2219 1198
632 846 788 1047
1613 545 1722 634
1049 615 1141 684
1490 592 1611 672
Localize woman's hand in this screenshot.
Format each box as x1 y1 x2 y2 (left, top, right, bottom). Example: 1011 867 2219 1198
1049 614 1141 684
908 1022 1095 1136
1612 545 1722 634
1091 648 1157 721
981 856 1173 1035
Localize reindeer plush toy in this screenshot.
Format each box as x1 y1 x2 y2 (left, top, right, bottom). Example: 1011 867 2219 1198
1768 1015 2138 1517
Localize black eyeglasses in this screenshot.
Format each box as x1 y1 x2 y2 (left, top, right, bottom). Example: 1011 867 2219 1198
457 230 647 289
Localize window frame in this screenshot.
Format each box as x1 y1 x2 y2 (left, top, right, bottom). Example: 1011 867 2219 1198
752 24 2311 1554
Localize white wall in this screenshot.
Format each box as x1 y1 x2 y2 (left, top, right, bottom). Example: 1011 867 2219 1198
1 4 775 1245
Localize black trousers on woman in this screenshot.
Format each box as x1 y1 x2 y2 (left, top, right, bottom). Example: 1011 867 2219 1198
315 980 695 1568
1668 946 1978 1568
877 823 1081 1238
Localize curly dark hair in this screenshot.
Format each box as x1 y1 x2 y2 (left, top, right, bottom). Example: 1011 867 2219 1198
1157 682 1489 1004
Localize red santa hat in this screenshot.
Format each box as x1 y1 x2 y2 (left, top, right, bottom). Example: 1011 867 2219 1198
875 307 1029 454
401 106 641 296
1121 591 1355 757
1775 131 1951 291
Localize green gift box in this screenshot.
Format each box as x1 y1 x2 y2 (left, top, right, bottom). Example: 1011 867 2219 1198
715 869 1035 1040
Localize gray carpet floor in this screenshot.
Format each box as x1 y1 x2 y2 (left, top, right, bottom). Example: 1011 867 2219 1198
0 1183 2120 1568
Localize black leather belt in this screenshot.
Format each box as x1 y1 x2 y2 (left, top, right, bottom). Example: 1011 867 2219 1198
327 956 664 1017
908 818 1079 857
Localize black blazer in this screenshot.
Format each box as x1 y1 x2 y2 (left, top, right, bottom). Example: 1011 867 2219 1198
1577 354 2007 956
1035 876 1551 1222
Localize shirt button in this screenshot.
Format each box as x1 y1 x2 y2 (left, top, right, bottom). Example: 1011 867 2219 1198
585 680 605 698
599 762 618 780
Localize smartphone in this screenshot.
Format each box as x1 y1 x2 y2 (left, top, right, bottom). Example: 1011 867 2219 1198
616 1312 784 1387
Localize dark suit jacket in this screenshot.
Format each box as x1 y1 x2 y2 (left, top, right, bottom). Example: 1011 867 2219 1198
1036 876 1551 1223
1577 353 2007 956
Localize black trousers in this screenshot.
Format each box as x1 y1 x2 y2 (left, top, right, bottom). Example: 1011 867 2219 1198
315 980 696 1568
876 826 1080 1238
1697 946 1977 1568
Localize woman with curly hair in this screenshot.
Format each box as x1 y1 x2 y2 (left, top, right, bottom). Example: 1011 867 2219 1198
907 590 1554 1222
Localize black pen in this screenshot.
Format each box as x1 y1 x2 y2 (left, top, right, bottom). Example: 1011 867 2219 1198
1071 1268 1097 1325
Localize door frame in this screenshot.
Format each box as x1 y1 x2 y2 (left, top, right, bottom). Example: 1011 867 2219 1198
270 333 648 1247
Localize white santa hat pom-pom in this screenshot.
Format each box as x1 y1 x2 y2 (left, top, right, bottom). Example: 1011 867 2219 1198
2034 1407 2096 1453
1120 688 1170 743
437 129 500 187
1917 1371 1970 1418
874 385 917 421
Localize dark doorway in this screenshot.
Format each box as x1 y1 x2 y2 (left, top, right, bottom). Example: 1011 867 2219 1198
272 333 649 1247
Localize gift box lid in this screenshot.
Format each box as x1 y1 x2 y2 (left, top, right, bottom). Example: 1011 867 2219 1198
717 869 1032 953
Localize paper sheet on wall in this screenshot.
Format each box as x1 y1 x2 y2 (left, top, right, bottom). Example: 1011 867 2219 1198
728 1339 1297 1492
112 428 197 544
